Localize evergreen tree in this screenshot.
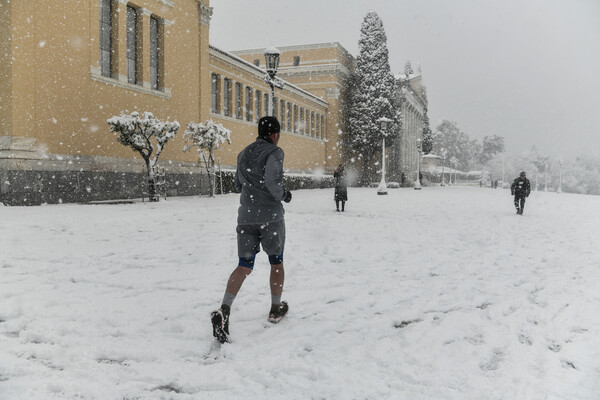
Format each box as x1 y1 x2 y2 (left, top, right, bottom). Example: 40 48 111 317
404 61 414 76
347 12 401 185
421 108 433 155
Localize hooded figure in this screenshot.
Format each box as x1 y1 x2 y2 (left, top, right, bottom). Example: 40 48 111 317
511 171 531 215
334 164 348 211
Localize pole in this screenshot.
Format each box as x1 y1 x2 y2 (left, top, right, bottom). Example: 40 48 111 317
414 141 421 190
268 83 274 117
377 136 388 195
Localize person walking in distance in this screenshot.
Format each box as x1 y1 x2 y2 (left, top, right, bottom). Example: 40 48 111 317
511 171 531 215
211 116 292 344
333 164 348 212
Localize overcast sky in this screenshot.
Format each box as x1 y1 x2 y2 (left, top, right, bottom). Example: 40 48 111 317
210 0 600 159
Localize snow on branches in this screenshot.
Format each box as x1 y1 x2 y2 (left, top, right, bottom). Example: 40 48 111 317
183 120 231 196
107 111 180 201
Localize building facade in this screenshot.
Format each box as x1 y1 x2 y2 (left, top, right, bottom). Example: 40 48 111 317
0 1 353 205
390 72 428 186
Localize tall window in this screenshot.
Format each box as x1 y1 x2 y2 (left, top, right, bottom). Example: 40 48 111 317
280 100 285 131
255 90 262 119
293 105 298 132
211 73 221 114
245 87 253 121
299 108 304 134
310 112 315 137
304 110 310 136
126 6 139 85
321 115 325 139
224 78 232 117
315 113 320 138
273 97 278 120
293 56 300 66
150 16 163 90
235 82 242 119
287 103 292 132
99 0 113 77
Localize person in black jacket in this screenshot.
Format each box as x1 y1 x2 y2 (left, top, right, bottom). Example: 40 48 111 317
333 164 348 212
511 171 531 215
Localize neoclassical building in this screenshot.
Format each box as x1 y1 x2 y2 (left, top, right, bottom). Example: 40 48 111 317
389 71 428 186
0 1 355 205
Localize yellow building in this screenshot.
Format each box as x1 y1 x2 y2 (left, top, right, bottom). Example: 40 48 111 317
0 1 355 205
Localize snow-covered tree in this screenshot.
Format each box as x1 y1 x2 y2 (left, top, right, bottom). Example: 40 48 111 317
107 111 180 201
433 120 479 171
421 108 433 155
183 120 231 197
347 11 401 185
478 135 505 165
404 61 414 76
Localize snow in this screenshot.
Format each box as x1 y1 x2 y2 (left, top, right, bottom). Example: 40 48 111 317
1 187 599 400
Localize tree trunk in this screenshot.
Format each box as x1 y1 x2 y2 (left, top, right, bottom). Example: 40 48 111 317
145 158 158 202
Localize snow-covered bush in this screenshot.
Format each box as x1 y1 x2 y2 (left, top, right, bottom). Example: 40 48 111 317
183 120 231 197
107 111 180 201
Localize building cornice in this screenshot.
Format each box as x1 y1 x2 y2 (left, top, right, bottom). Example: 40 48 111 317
199 2 213 27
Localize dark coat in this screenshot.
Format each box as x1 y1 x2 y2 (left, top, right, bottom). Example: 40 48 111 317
334 170 348 201
511 177 531 197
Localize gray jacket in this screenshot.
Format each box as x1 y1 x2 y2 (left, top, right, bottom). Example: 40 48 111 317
235 137 286 225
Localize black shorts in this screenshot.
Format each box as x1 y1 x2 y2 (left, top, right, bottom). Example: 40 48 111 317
237 220 286 258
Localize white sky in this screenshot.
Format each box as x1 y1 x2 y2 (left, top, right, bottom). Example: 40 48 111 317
209 0 600 159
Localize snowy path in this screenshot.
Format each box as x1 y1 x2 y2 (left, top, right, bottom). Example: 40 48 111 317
1 187 599 399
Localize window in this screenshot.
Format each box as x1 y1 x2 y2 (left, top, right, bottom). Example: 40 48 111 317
99 0 113 77
255 90 262 120
299 108 304 134
287 103 292 132
246 86 253 121
280 100 285 131
150 16 163 90
305 110 310 136
321 115 325 139
293 105 298 132
315 113 320 138
126 6 139 85
273 97 278 120
311 112 315 137
224 78 232 117
235 82 242 119
254 59 260 67
211 73 221 114
293 56 300 66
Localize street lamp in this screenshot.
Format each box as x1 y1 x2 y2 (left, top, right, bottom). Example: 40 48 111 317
264 47 284 116
414 138 422 190
558 159 562 193
377 117 392 195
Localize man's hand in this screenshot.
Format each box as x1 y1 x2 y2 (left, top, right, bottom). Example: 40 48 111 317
283 190 292 203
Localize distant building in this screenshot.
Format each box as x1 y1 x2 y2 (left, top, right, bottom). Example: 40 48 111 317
391 71 428 186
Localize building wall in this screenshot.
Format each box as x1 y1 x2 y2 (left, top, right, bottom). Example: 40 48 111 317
0 3 355 205
232 43 355 172
209 46 329 172
393 73 427 185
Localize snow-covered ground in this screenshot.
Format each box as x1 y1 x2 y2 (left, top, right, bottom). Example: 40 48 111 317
1 186 599 400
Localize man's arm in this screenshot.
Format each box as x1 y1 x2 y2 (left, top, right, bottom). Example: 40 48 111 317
264 148 286 201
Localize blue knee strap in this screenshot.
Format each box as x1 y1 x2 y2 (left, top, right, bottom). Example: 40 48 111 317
268 252 283 265
238 255 256 270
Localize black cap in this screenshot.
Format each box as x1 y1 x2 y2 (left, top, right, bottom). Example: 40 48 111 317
520 171 526 177
258 116 280 138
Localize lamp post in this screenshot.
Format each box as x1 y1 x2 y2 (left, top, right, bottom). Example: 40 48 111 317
558 159 562 193
377 116 392 195
264 47 284 116
414 138 422 190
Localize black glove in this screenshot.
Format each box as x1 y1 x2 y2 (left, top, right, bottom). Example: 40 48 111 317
283 190 292 203
511 191 514 196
